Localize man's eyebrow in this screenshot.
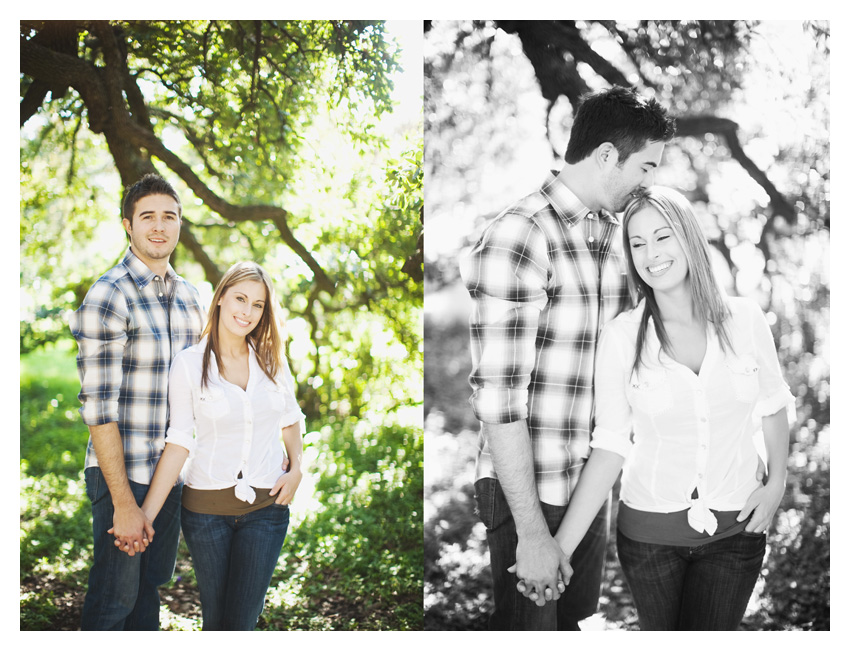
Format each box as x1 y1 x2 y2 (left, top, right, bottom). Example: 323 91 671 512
138 209 179 216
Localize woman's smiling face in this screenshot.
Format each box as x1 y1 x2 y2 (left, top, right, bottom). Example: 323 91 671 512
217 279 267 340
627 205 689 295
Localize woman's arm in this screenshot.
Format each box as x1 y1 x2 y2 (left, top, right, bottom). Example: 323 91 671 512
111 442 188 554
736 410 789 532
554 449 625 560
269 423 303 505
140 442 190 521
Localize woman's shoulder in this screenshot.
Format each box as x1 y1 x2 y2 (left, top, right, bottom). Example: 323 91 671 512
725 295 767 325
172 339 207 369
606 301 644 331
600 303 643 351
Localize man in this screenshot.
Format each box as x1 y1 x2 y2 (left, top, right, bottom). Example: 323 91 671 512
460 86 676 630
70 174 206 630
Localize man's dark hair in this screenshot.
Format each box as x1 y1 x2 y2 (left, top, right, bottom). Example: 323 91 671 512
122 174 182 224
564 86 676 165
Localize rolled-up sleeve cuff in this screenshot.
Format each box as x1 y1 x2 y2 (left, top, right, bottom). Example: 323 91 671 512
754 386 796 421
281 409 306 431
469 387 529 424
165 427 195 454
589 427 632 460
79 400 119 427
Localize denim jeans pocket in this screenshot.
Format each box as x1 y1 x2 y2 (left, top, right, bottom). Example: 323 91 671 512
473 477 497 530
85 466 110 506
740 529 767 539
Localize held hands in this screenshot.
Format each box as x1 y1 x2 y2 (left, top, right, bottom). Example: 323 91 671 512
512 566 571 605
507 533 572 607
108 504 155 556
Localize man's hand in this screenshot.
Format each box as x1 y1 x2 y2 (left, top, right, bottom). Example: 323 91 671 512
107 503 155 557
508 532 571 607
269 467 303 506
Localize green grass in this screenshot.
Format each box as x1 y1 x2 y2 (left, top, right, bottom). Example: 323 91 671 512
20 343 424 630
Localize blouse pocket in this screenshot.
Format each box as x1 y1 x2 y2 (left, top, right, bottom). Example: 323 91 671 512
726 356 760 403
258 383 287 415
198 385 229 419
627 370 672 415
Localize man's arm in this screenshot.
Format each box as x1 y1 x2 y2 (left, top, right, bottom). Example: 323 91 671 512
91 422 154 556
486 420 570 606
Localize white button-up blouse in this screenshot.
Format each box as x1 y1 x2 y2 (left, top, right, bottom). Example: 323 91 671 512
590 296 794 534
165 338 306 503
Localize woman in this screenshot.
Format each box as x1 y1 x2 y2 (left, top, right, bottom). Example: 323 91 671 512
549 187 794 630
122 261 306 630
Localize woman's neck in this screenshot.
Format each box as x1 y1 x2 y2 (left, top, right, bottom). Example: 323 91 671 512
216 327 249 360
653 286 698 328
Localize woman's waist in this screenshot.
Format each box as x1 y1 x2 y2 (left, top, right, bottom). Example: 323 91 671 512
184 466 284 490
619 477 761 512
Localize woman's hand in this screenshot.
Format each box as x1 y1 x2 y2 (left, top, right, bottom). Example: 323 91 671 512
107 506 154 556
270 467 303 506
737 479 786 533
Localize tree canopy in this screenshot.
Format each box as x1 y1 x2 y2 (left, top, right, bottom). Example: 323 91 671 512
425 20 828 293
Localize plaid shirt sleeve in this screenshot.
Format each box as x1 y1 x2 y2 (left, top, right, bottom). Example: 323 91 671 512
69 279 130 427
461 210 550 424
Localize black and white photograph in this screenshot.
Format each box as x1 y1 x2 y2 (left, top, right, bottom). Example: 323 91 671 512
424 19 830 631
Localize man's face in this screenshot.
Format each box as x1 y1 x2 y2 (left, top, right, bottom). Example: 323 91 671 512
601 140 665 213
122 194 181 269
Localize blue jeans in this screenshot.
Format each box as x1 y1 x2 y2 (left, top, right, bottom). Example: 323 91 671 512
81 466 183 630
180 503 290 630
616 528 766 630
474 477 609 630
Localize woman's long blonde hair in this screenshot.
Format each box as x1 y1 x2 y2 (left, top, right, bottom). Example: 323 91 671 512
622 186 732 377
200 261 283 387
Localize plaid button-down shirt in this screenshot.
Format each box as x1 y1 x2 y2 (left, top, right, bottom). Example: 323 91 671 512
461 172 631 505
69 248 206 485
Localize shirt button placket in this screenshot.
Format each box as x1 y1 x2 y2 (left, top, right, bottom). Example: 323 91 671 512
241 394 252 468
695 381 709 484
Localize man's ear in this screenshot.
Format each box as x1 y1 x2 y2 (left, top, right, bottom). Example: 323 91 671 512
596 142 620 169
122 217 132 235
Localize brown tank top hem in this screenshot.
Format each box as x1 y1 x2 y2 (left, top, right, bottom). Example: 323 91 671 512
181 485 277 515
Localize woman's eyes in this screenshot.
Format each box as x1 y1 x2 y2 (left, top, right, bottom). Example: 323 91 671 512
631 235 669 249
235 296 263 309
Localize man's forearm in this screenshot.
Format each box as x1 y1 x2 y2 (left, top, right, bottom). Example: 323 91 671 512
484 420 568 599
483 420 547 538
88 422 135 508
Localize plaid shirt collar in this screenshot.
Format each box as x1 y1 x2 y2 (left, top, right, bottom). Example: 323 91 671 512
121 247 177 289
539 171 620 227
